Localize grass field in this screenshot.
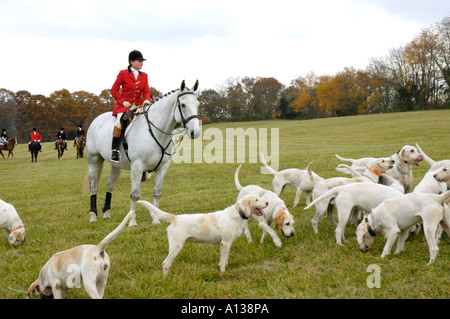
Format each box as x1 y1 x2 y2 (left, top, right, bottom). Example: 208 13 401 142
0 109 449 299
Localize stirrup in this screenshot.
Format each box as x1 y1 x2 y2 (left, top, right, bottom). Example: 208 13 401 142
110 150 120 163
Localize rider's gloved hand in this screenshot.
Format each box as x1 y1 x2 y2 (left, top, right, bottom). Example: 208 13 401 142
123 101 131 108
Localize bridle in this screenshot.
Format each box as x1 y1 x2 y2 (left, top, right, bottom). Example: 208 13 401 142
176 91 198 128
136 89 199 173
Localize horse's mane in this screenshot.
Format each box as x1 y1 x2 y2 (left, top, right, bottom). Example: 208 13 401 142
151 89 180 104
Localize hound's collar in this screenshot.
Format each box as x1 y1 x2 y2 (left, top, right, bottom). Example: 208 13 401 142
365 216 376 237
234 203 248 220
34 280 54 299
10 226 23 234
366 167 381 177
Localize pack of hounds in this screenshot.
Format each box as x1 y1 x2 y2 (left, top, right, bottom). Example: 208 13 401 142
1 143 449 299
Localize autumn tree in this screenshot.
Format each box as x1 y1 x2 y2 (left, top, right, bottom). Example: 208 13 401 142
71 90 100 131
0 89 17 135
289 72 320 118
220 78 247 121
248 77 283 120
198 89 229 122
15 90 33 141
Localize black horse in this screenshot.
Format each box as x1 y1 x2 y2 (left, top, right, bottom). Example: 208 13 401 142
30 141 40 162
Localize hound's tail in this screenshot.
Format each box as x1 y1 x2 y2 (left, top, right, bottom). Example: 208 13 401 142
335 164 362 177
259 153 278 175
137 200 176 224
435 190 450 205
415 143 436 167
304 187 340 210
306 162 317 185
234 164 243 191
96 210 133 253
335 154 354 164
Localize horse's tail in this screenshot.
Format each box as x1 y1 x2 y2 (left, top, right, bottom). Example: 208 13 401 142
82 162 103 196
96 210 133 253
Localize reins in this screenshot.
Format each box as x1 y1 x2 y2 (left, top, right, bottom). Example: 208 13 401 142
125 89 197 173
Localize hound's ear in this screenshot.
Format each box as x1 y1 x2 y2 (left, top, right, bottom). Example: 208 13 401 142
192 79 199 92
180 80 186 91
240 197 253 217
274 211 285 230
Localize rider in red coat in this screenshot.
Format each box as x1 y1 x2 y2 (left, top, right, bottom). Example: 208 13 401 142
28 128 42 152
109 50 152 163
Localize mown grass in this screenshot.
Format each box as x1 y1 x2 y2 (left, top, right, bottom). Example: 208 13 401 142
0 110 449 299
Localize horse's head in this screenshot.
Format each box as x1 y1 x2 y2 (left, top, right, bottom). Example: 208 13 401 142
174 80 201 139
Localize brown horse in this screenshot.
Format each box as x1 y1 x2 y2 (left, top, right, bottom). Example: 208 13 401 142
57 138 65 160
0 136 17 159
76 134 86 159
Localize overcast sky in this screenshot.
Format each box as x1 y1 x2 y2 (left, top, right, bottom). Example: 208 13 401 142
1 0 449 97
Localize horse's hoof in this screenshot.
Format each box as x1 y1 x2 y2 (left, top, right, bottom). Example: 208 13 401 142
103 210 111 220
89 212 97 223
151 219 161 225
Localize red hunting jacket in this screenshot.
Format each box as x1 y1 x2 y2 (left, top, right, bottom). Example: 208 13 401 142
111 69 152 116
30 131 42 143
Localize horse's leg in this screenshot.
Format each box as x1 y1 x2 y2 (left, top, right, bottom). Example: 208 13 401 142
102 165 122 220
0 150 4 159
150 160 172 225
88 156 104 223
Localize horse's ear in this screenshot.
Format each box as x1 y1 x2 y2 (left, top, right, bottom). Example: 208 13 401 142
192 80 199 92
180 80 185 91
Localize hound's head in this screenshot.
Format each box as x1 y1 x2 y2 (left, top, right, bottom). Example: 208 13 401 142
274 210 295 239
26 279 53 299
433 164 450 186
356 219 374 252
370 157 395 174
397 145 424 166
8 226 26 246
236 195 268 220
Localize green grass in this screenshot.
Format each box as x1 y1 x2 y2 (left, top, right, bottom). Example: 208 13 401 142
1 110 449 299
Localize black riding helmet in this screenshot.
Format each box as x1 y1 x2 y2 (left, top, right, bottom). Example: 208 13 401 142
128 50 146 63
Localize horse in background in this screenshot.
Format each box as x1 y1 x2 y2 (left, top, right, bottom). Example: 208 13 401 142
30 141 40 162
76 134 86 159
0 136 17 159
56 138 65 160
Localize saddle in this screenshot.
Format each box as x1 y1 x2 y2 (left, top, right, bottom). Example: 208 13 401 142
120 109 135 130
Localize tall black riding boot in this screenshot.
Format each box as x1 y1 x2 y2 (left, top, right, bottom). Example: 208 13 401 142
110 137 121 163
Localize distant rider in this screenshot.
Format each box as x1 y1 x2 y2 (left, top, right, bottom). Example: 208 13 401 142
0 129 8 148
54 127 67 150
28 128 42 152
73 124 85 147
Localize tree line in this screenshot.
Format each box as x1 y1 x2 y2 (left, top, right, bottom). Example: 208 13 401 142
1 16 449 143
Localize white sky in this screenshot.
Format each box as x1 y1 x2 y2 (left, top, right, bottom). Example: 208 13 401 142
1 0 449 96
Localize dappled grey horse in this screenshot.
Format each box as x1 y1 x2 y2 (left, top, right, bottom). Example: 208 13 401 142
86 80 201 226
